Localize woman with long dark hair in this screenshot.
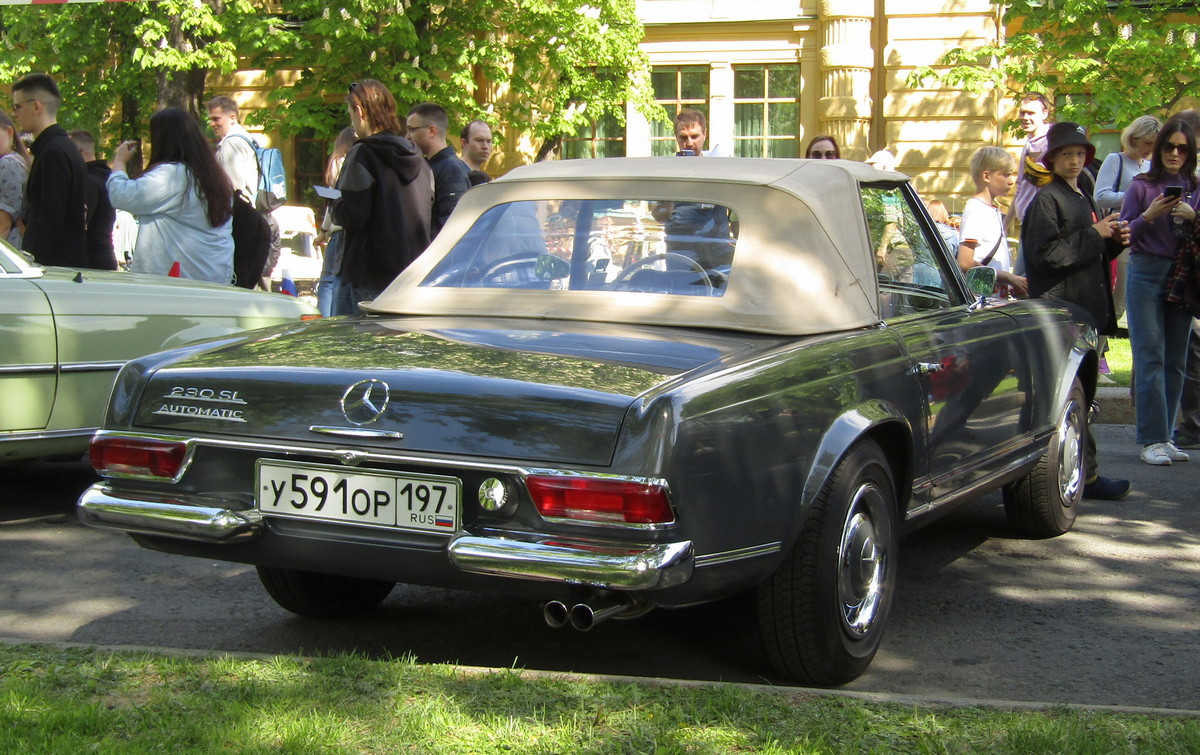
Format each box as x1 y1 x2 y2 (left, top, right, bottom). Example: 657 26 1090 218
1120 117 1200 465
108 108 235 283
0 110 29 248
332 79 432 311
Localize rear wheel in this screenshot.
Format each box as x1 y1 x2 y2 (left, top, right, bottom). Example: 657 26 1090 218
756 440 898 685
1003 378 1085 538
256 567 395 619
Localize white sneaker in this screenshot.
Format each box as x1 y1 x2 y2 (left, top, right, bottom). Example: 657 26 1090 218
1141 443 1174 466
1166 442 1190 462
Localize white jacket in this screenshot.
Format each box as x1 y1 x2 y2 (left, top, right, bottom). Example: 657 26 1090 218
107 162 234 284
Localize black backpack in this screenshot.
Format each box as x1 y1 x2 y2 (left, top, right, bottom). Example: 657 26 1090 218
231 190 270 289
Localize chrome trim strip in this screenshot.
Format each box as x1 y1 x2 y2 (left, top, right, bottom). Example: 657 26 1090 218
77 484 262 542
309 425 404 439
0 427 95 442
906 444 1046 519
0 364 56 375
61 361 124 373
92 430 526 474
694 541 782 568
92 430 677 532
447 534 693 590
0 361 123 376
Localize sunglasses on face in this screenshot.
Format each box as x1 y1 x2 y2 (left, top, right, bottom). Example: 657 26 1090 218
809 150 837 159
1163 143 1192 154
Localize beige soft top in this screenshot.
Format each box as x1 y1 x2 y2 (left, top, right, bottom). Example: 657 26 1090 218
365 157 908 336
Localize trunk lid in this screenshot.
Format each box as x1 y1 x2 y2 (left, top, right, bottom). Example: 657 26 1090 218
132 317 760 466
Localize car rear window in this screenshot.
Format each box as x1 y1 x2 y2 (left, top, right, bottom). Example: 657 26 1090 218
420 199 739 297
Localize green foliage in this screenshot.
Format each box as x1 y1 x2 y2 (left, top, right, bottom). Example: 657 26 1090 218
0 1 649 155
907 0 1200 136
0 0 250 143
241 0 651 146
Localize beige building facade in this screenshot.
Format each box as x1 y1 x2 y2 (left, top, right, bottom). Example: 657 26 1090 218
621 0 1009 209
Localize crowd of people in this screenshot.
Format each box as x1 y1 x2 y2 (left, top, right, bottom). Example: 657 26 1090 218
909 98 1200 491
2 74 490 312
5 72 1197 478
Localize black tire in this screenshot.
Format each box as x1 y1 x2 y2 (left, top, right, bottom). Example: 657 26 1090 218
1002 377 1085 538
756 440 898 686
256 566 395 619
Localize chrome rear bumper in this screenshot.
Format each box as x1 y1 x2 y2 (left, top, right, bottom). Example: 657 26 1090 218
78 484 694 591
78 484 263 542
448 534 693 590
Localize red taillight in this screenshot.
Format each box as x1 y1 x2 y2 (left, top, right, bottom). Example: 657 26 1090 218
89 436 188 480
527 475 674 525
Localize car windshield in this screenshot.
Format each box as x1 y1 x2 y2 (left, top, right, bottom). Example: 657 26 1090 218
0 240 39 275
420 198 739 297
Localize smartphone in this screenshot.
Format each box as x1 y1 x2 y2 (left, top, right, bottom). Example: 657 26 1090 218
1165 186 1183 199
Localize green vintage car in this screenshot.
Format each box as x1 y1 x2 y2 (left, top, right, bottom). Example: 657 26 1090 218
0 242 318 464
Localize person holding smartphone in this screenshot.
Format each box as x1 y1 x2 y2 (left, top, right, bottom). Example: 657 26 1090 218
1120 118 1200 466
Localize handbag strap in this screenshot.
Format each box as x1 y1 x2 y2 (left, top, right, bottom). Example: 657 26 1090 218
979 205 1004 266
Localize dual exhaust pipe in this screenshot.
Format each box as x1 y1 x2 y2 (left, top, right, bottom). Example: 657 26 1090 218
542 596 639 632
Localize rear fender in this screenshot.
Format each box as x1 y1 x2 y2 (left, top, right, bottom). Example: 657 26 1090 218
1067 340 1099 407
799 401 913 523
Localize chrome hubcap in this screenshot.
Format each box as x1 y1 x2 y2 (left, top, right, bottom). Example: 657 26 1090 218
1058 399 1084 504
838 483 888 637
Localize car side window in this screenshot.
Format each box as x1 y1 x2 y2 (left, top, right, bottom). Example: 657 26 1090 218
862 186 955 319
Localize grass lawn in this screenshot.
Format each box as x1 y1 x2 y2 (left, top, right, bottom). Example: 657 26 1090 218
1103 336 1132 387
1 644 1197 754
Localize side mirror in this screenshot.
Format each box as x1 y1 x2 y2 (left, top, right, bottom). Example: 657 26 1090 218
965 266 997 298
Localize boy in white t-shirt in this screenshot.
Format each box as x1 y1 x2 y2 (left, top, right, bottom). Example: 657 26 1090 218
956 146 1028 297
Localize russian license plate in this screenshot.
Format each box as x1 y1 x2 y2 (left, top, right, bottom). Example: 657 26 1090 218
256 460 461 535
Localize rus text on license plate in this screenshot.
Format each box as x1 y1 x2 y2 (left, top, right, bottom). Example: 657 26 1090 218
256 461 461 535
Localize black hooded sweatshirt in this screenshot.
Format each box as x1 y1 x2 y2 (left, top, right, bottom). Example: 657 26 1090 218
333 133 433 291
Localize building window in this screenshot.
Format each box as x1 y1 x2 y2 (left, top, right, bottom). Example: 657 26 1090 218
733 65 799 158
650 65 709 156
562 111 626 159
294 131 330 211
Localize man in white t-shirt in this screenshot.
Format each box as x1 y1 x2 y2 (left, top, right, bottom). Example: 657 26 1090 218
957 146 1027 297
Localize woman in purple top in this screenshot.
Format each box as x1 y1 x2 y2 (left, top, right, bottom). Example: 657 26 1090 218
1120 118 1200 466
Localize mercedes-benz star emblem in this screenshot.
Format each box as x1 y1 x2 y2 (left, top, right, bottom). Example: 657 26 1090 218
340 379 390 426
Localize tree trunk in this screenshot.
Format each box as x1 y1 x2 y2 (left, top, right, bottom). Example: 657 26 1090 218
155 12 210 119
535 135 562 162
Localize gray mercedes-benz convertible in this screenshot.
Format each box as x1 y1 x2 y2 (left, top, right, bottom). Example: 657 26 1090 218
78 158 1098 685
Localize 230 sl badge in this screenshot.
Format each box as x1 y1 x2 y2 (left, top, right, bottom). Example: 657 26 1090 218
152 386 247 422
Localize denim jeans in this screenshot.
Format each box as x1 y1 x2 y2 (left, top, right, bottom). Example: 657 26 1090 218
315 231 355 317
1125 253 1193 445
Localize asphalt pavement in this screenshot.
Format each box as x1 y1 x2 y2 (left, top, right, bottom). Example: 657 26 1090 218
1 423 1197 711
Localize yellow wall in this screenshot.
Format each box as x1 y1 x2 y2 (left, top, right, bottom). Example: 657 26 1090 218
637 0 1006 212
